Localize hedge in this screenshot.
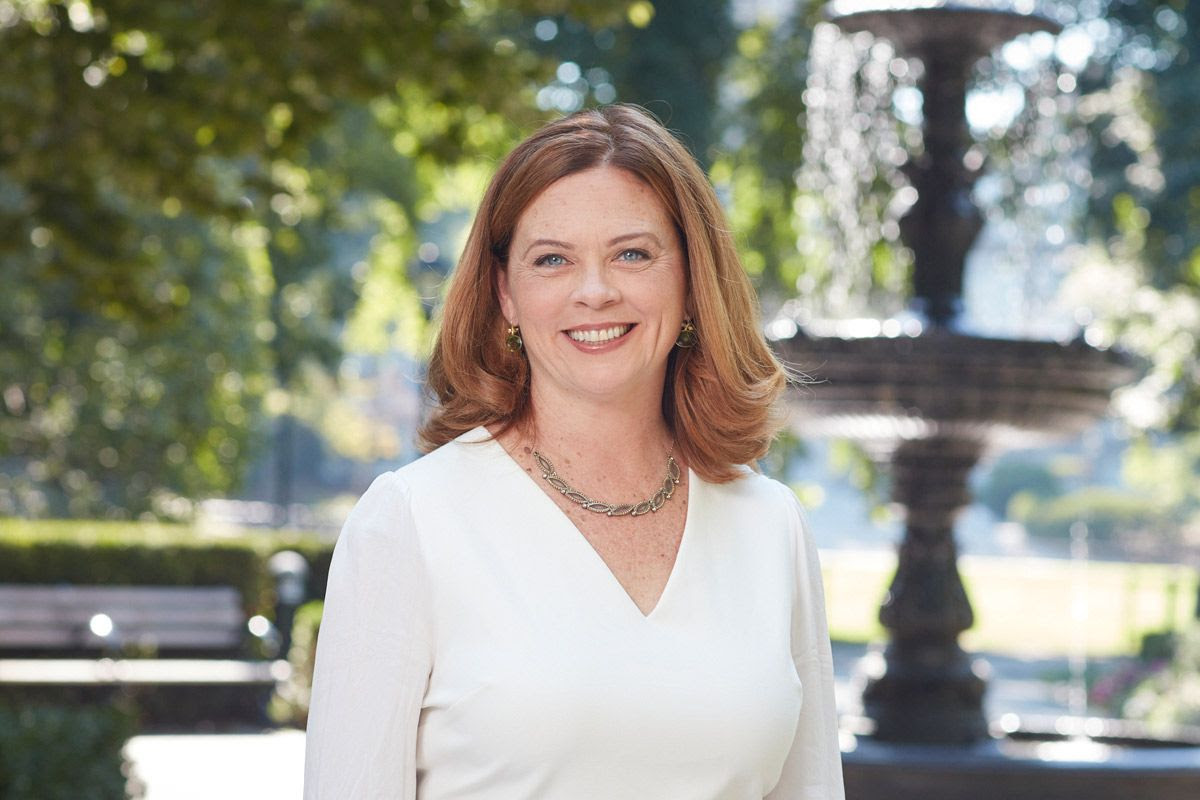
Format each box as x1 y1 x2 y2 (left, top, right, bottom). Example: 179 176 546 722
0 703 136 800
0 519 336 618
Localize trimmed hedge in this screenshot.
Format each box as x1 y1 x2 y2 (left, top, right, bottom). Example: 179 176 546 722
0 681 274 732
0 703 137 800
0 519 335 618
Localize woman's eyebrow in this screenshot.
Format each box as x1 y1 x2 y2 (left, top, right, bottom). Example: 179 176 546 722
607 231 661 247
521 238 573 260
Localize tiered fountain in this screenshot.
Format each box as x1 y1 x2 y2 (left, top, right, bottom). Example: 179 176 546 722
775 2 1200 797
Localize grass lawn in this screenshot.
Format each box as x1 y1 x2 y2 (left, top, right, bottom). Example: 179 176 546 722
820 549 1199 658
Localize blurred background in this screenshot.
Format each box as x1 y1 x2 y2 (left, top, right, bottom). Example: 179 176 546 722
2 0 1199 797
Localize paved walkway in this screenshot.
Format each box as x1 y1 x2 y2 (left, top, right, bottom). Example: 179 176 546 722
124 643 1084 798
124 729 305 800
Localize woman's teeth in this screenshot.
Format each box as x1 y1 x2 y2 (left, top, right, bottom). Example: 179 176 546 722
567 325 630 344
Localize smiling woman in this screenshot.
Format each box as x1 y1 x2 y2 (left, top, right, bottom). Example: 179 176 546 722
304 105 845 799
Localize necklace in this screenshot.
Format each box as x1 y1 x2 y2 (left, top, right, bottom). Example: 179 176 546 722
531 448 681 517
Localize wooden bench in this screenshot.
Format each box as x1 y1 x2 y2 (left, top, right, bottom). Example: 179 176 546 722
0 585 290 727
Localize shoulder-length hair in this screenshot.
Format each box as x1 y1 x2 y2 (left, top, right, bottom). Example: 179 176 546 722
418 104 787 483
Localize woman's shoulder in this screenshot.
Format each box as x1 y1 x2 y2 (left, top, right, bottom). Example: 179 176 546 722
392 425 501 484
341 427 496 515
700 465 800 509
695 467 808 541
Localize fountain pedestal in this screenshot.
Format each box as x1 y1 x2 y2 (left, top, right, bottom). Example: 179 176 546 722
861 437 987 743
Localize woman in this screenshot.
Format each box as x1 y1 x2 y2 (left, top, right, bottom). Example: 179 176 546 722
305 104 844 799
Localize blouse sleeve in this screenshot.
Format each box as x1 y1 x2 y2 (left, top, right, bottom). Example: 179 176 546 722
304 471 433 799
765 487 846 800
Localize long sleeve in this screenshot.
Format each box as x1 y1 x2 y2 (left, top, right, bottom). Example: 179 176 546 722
304 471 434 799
766 488 846 800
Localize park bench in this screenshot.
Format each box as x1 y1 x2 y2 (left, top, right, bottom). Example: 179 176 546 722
0 584 291 726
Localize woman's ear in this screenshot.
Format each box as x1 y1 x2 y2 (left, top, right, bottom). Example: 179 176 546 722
496 267 516 325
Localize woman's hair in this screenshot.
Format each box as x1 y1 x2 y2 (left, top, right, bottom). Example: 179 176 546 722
418 104 787 482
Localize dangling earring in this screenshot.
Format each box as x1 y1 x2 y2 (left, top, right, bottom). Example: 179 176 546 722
675 319 697 348
505 324 523 353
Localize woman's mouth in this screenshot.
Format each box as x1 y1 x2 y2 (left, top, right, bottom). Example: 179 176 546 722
566 324 633 344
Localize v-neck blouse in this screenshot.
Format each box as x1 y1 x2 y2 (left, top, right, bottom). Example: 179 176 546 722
305 428 844 799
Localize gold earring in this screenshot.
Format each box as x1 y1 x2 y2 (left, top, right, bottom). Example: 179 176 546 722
675 319 697 348
505 324 523 353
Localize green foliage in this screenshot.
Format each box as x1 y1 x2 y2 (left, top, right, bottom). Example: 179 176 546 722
0 681 273 732
1085 2 1200 290
270 599 324 729
498 0 736 170
710 7 822 304
975 458 1064 519
0 211 273 518
828 439 885 501
1122 622 1200 731
1074 1 1200 438
0 518 334 619
0 0 627 517
0 703 136 800
1122 436 1200 511
1009 485 1169 542
0 518 268 616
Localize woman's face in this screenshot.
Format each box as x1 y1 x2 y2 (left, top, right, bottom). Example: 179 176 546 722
498 166 687 410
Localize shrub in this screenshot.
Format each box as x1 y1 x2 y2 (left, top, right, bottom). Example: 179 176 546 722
0 703 137 800
1009 486 1166 541
270 600 324 728
0 518 336 617
975 458 1063 519
1121 623 1200 732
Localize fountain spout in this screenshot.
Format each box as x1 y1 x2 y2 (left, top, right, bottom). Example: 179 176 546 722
828 2 1060 327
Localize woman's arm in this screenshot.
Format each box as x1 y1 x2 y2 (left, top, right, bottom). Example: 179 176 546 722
766 488 846 800
304 471 433 799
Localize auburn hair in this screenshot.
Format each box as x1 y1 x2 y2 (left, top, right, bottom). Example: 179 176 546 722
418 104 787 483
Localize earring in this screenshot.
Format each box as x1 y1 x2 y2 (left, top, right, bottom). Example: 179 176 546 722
675 319 697 348
505 324 523 353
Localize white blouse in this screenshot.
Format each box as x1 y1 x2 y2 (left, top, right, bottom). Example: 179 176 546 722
304 428 844 799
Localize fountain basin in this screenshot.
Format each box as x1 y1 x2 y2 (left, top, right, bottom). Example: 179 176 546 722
777 329 1135 453
827 1 1061 58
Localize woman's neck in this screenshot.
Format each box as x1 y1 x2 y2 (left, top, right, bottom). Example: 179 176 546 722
511 380 675 480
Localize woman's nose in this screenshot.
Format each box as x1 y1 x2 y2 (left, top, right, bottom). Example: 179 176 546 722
572 260 620 307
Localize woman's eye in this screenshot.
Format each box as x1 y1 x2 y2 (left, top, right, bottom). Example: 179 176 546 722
533 254 567 267
617 249 649 262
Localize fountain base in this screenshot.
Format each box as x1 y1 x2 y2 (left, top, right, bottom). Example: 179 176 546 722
843 727 1200 800
858 642 988 743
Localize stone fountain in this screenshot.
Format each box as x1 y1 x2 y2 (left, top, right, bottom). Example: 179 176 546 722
774 2 1200 797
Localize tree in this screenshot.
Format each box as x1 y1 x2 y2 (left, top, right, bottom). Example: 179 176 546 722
531 0 736 166
1074 1 1200 433
711 7 822 304
0 0 626 517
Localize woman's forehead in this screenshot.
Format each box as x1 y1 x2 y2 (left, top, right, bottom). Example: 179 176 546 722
512 167 674 241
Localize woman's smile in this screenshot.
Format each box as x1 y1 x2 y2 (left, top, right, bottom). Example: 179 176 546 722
565 324 634 347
